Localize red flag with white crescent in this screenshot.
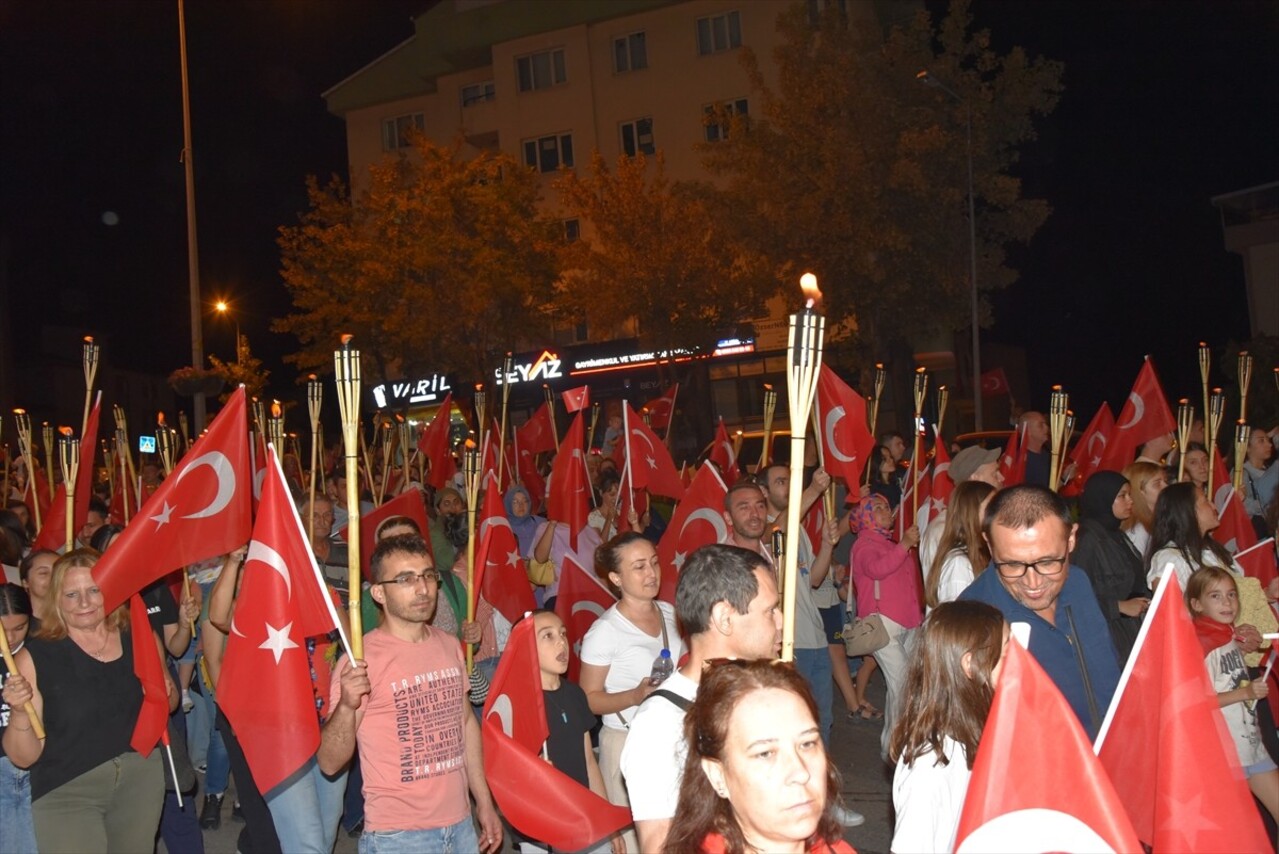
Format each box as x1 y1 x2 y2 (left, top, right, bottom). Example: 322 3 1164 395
655 464 728 603
814 366 874 487
32 393 102 552
642 384 679 433
707 419 740 484
129 593 171 758
1097 358 1175 472
94 388 252 613
554 553 616 681
547 413 590 550
476 484 536 624
515 402 557 455
560 385 590 414
416 393 457 490
622 404 684 500
1065 402 1115 492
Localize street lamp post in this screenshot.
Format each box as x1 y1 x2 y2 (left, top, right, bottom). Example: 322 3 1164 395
918 70 982 432
214 300 241 366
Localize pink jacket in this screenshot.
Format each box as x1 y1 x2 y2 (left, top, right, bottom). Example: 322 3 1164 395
850 529 923 629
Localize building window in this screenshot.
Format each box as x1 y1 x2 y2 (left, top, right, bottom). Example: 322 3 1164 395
806 0 848 26
563 219 581 242
523 133 574 173
703 98 748 142
620 118 655 157
461 80 495 107
516 48 567 92
381 113 425 151
696 11 741 56
613 31 648 72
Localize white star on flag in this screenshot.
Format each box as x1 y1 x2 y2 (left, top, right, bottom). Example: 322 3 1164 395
506 549 521 568
645 455 657 469
150 501 174 529
674 551 687 570
259 621 299 665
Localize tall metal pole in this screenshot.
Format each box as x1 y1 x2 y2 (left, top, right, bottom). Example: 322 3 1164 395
965 102 981 431
178 0 205 430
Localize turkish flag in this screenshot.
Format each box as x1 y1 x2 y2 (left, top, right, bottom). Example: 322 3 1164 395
21 467 53 530
129 592 171 758
1094 571 1271 851
978 367 1010 397
814 366 874 488
1209 452 1264 564
218 444 342 793
997 423 1027 488
416 393 457 490
476 484 536 624
561 385 590 414
1066 402 1116 489
622 404 685 500
1232 538 1278 588
655 464 729 604
94 389 252 613
249 432 268 510
955 639 1140 853
33 393 102 551
930 429 954 509
482 620 630 851
514 433 547 514
340 488 432 579
1097 358 1175 472
554 553 616 681
707 419 740 485
516 402 558 455
643 384 679 433
547 413 591 551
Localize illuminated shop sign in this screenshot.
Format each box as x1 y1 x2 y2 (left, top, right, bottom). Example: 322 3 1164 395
570 338 754 375
371 375 451 408
494 349 565 385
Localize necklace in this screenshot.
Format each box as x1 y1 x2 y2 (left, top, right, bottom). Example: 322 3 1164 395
78 631 112 661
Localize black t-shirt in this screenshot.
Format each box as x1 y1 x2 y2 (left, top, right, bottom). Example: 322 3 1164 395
142 579 179 634
543 680 596 788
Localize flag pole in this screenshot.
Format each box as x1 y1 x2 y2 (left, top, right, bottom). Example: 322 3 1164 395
114 405 139 516
42 424 55 506
1197 342 1211 452
333 335 364 660
543 384 559 451
307 375 322 544
758 384 776 473
463 447 481 673
58 430 79 552
1232 421 1249 492
865 363 886 488
81 337 100 440
1176 400 1193 484
13 411 41 533
808 407 835 522
782 274 825 664
1206 388 1225 496
935 384 949 442
911 368 928 526
496 353 514 491
1048 386 1068 493
663 383 679 444
376 418 393 506
586 402 601 452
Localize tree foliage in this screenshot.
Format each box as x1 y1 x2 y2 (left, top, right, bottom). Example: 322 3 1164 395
697 0 1064 361
554 152 775 356
208 334 269 403
275 137 561 383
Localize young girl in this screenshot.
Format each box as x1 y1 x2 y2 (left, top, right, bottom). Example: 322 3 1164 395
1186 567 1279 823
0 583 36 853
526 609 622 854
888 601 1009 853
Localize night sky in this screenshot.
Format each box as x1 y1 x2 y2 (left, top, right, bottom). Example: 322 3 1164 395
2 0 1275 420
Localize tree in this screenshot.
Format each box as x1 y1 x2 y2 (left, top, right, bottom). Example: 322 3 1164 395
275 136 562 383
554 151 775 360
697 0 1064 364
208 334 269 403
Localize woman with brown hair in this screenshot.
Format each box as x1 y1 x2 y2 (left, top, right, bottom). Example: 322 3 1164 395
888 601 1008 853
1 548 174 852
1121 460 1167 557
923 481 996 611
664 659 853 854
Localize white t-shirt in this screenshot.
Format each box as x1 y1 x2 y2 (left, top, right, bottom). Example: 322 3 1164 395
1205 641 1269 769
919 509 948 579
580 601 683 730
1147 545 1240 590
891 736 971 854
762 516 828 650
930 549 975 611
1124 522 1151 560
619 669 698 821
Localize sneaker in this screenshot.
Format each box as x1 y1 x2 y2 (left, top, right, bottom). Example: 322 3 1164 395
181 690 195 713
231 801 245 823
199 793 223 830
832 804 865 827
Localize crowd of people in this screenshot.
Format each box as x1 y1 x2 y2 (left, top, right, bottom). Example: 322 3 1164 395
0 405 1277 854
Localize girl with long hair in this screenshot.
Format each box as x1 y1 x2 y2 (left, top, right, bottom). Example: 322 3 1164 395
923 481 995 610
1120 460 1167 557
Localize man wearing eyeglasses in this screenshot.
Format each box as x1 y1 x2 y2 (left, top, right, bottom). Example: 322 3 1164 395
958 485 1121 738
319 534 503 854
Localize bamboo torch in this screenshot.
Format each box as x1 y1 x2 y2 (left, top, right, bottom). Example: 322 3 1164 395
496 353 514 490
587 402 601 451
13 411 41 532
42 424 55 505
251 398 267 446
473 384 487 450
113 405 138 503
463 447 481 672
156 414 175 476
58 429 79 552
1198 342 1211 440
911 368 928 525
935 385 949 442
333 336 364 659
543 384 559 451
376 419 394 505
1048 386 1068 493
0 545 41 735
1238 351 1254 424
781 274 825 664
1206 388 1225 496
1176 400 1194 483
1233 421 1249 492
865 363 887 487
267 403 284 461
307 375 322 544
759 384 777 472
81 337 99 440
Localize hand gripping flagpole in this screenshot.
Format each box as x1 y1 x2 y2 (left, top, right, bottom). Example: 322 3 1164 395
782 274 825 664
58 429 79 553
13 411 41 533
333 336 364 660
1048 386 1068 493
1176 400 1194 484
463 447 481 673
307 375 322 544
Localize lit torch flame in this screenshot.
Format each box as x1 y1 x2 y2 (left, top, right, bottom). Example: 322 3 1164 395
800 273 822 308
58 426 73 438
157 411 166 427
84 336 94 345
340 333 354 348
271 402 282 419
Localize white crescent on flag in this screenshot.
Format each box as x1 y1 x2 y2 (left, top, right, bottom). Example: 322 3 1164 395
957 808 1116 853
175 451 237 520
1115 392 1145 431
982 374 1002 393
824 406 856 463
681 507 729 543
488 694 515 737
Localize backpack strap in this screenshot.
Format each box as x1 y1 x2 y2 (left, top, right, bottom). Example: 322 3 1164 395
643 688 693 712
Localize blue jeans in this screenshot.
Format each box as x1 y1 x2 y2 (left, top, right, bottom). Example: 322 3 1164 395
359 816 479 854
793 646 834 746
266 754 347 854
0 755 36 854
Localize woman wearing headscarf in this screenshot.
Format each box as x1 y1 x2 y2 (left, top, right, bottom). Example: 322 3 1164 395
1072 471 1151 664
505 484 545 560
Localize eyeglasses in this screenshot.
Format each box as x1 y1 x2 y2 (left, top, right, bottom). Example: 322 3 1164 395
992 555 1068 579
376 569 441 588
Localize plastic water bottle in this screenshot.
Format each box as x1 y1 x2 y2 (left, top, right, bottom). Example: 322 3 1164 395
649 648 674 686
